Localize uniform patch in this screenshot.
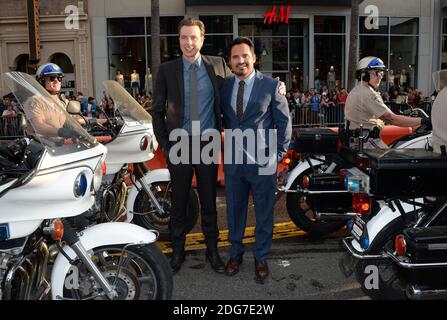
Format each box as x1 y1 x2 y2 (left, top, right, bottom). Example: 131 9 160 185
371 94 382 103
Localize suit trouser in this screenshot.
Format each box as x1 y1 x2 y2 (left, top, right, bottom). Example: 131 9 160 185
225 167 276 261
168 157 219 252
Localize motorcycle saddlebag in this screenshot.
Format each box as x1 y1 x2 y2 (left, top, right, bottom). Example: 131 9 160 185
362 148 447 197
403 226 447 264
292 127 339 154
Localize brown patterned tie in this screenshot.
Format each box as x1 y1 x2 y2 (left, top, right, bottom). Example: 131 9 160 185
236 80 245 121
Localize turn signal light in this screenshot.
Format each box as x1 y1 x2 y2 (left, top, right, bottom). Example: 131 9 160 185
395 234 407 256
52 219 64 241
102 160 107 176
352 193 371 215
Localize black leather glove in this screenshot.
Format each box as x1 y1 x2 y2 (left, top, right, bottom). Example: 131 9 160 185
57 127 77 138
420 117 432 130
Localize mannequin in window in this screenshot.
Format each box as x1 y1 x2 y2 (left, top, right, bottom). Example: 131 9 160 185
115 70 124 87
327 66 336 93
130 69 140 98
388 69 395 87
145 67 153 96
399 69 407 90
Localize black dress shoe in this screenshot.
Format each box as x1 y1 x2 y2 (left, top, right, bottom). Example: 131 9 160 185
205 247 225 273
224 257 243 276
254 260 269 283
170 251 185 274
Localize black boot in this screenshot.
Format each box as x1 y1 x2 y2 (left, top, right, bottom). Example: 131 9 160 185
205 245 225 273
170 249 185 274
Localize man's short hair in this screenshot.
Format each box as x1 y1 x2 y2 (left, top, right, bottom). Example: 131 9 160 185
178 17 205 37
228 37 255 58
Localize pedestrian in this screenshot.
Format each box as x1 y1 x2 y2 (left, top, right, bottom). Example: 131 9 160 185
220 37 292 283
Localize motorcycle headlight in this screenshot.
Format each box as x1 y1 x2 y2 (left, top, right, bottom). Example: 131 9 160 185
74 172 88 197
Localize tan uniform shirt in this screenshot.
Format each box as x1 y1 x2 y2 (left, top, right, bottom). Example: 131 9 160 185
345 81 391 130
432 88 447 154
26 96 67 136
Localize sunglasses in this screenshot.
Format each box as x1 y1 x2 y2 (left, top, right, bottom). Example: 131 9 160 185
372 70 384 77
46 76 63 82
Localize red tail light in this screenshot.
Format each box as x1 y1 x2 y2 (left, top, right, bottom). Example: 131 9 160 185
352 193 371 215
395 235 407 256
302 175 310 189
355 155 370 170
140 136 149 151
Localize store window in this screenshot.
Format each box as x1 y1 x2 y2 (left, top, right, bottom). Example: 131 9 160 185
107 16 183 96
314 16 346 92
442 18 447 70
238 18 309 90
199 15 233 61
359 16 419 91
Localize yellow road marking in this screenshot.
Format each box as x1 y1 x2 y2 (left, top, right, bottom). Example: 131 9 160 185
157 221 306 254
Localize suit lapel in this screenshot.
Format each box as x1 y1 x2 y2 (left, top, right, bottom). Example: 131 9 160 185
175 58 185 109
224 77 237 119
242 71 262 121
202 55 218 94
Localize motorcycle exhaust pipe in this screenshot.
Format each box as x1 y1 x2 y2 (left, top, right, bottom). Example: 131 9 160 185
406 285 447 300
315 211 356 220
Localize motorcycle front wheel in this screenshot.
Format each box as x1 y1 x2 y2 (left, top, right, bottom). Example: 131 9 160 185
132 181 200 241
62 243 173 300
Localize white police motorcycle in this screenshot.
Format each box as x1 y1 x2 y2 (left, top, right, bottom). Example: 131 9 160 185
67 80 199 240
279 114 432 237
0 72 172 300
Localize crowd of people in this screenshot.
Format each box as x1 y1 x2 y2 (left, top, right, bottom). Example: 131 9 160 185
285 81 431 127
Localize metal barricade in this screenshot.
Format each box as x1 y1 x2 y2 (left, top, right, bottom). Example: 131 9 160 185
0 114 26 139
291 101 433 128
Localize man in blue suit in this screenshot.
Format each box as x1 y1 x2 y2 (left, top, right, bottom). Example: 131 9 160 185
221 37 292 283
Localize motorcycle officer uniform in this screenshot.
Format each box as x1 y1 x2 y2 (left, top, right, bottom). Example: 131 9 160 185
345 56 425 149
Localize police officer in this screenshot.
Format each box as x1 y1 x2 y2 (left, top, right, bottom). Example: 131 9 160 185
344 56 426 148
29 63 75 137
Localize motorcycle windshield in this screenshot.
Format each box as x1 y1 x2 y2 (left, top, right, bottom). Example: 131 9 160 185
102 80 152 124
1 72 97 156
432 70 447 92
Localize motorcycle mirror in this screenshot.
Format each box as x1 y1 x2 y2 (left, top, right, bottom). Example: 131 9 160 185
67 100 81 114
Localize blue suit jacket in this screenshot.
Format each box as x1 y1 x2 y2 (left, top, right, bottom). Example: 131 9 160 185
221 71 292 176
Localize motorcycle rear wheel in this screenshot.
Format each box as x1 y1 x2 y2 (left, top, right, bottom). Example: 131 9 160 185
62 243 173 300
286 171 346 237
132 181 200 241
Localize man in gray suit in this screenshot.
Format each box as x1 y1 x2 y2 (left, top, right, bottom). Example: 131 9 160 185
220 37 292 283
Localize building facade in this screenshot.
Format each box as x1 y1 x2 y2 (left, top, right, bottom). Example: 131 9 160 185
1 0 445 99
0 0 93 97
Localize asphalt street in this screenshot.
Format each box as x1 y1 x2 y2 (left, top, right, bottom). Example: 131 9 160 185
166 186 368 300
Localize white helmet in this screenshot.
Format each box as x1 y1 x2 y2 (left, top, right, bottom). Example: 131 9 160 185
356 56 386 80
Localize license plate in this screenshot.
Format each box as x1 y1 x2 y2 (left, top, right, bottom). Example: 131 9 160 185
351 215 366 241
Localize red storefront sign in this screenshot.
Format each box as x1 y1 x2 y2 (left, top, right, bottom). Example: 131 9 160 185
263 5 291 25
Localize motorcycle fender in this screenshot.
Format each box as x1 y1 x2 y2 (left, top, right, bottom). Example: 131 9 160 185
51 222 157 300
125 168 171 218
350 200 422 252
283 157 326 191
